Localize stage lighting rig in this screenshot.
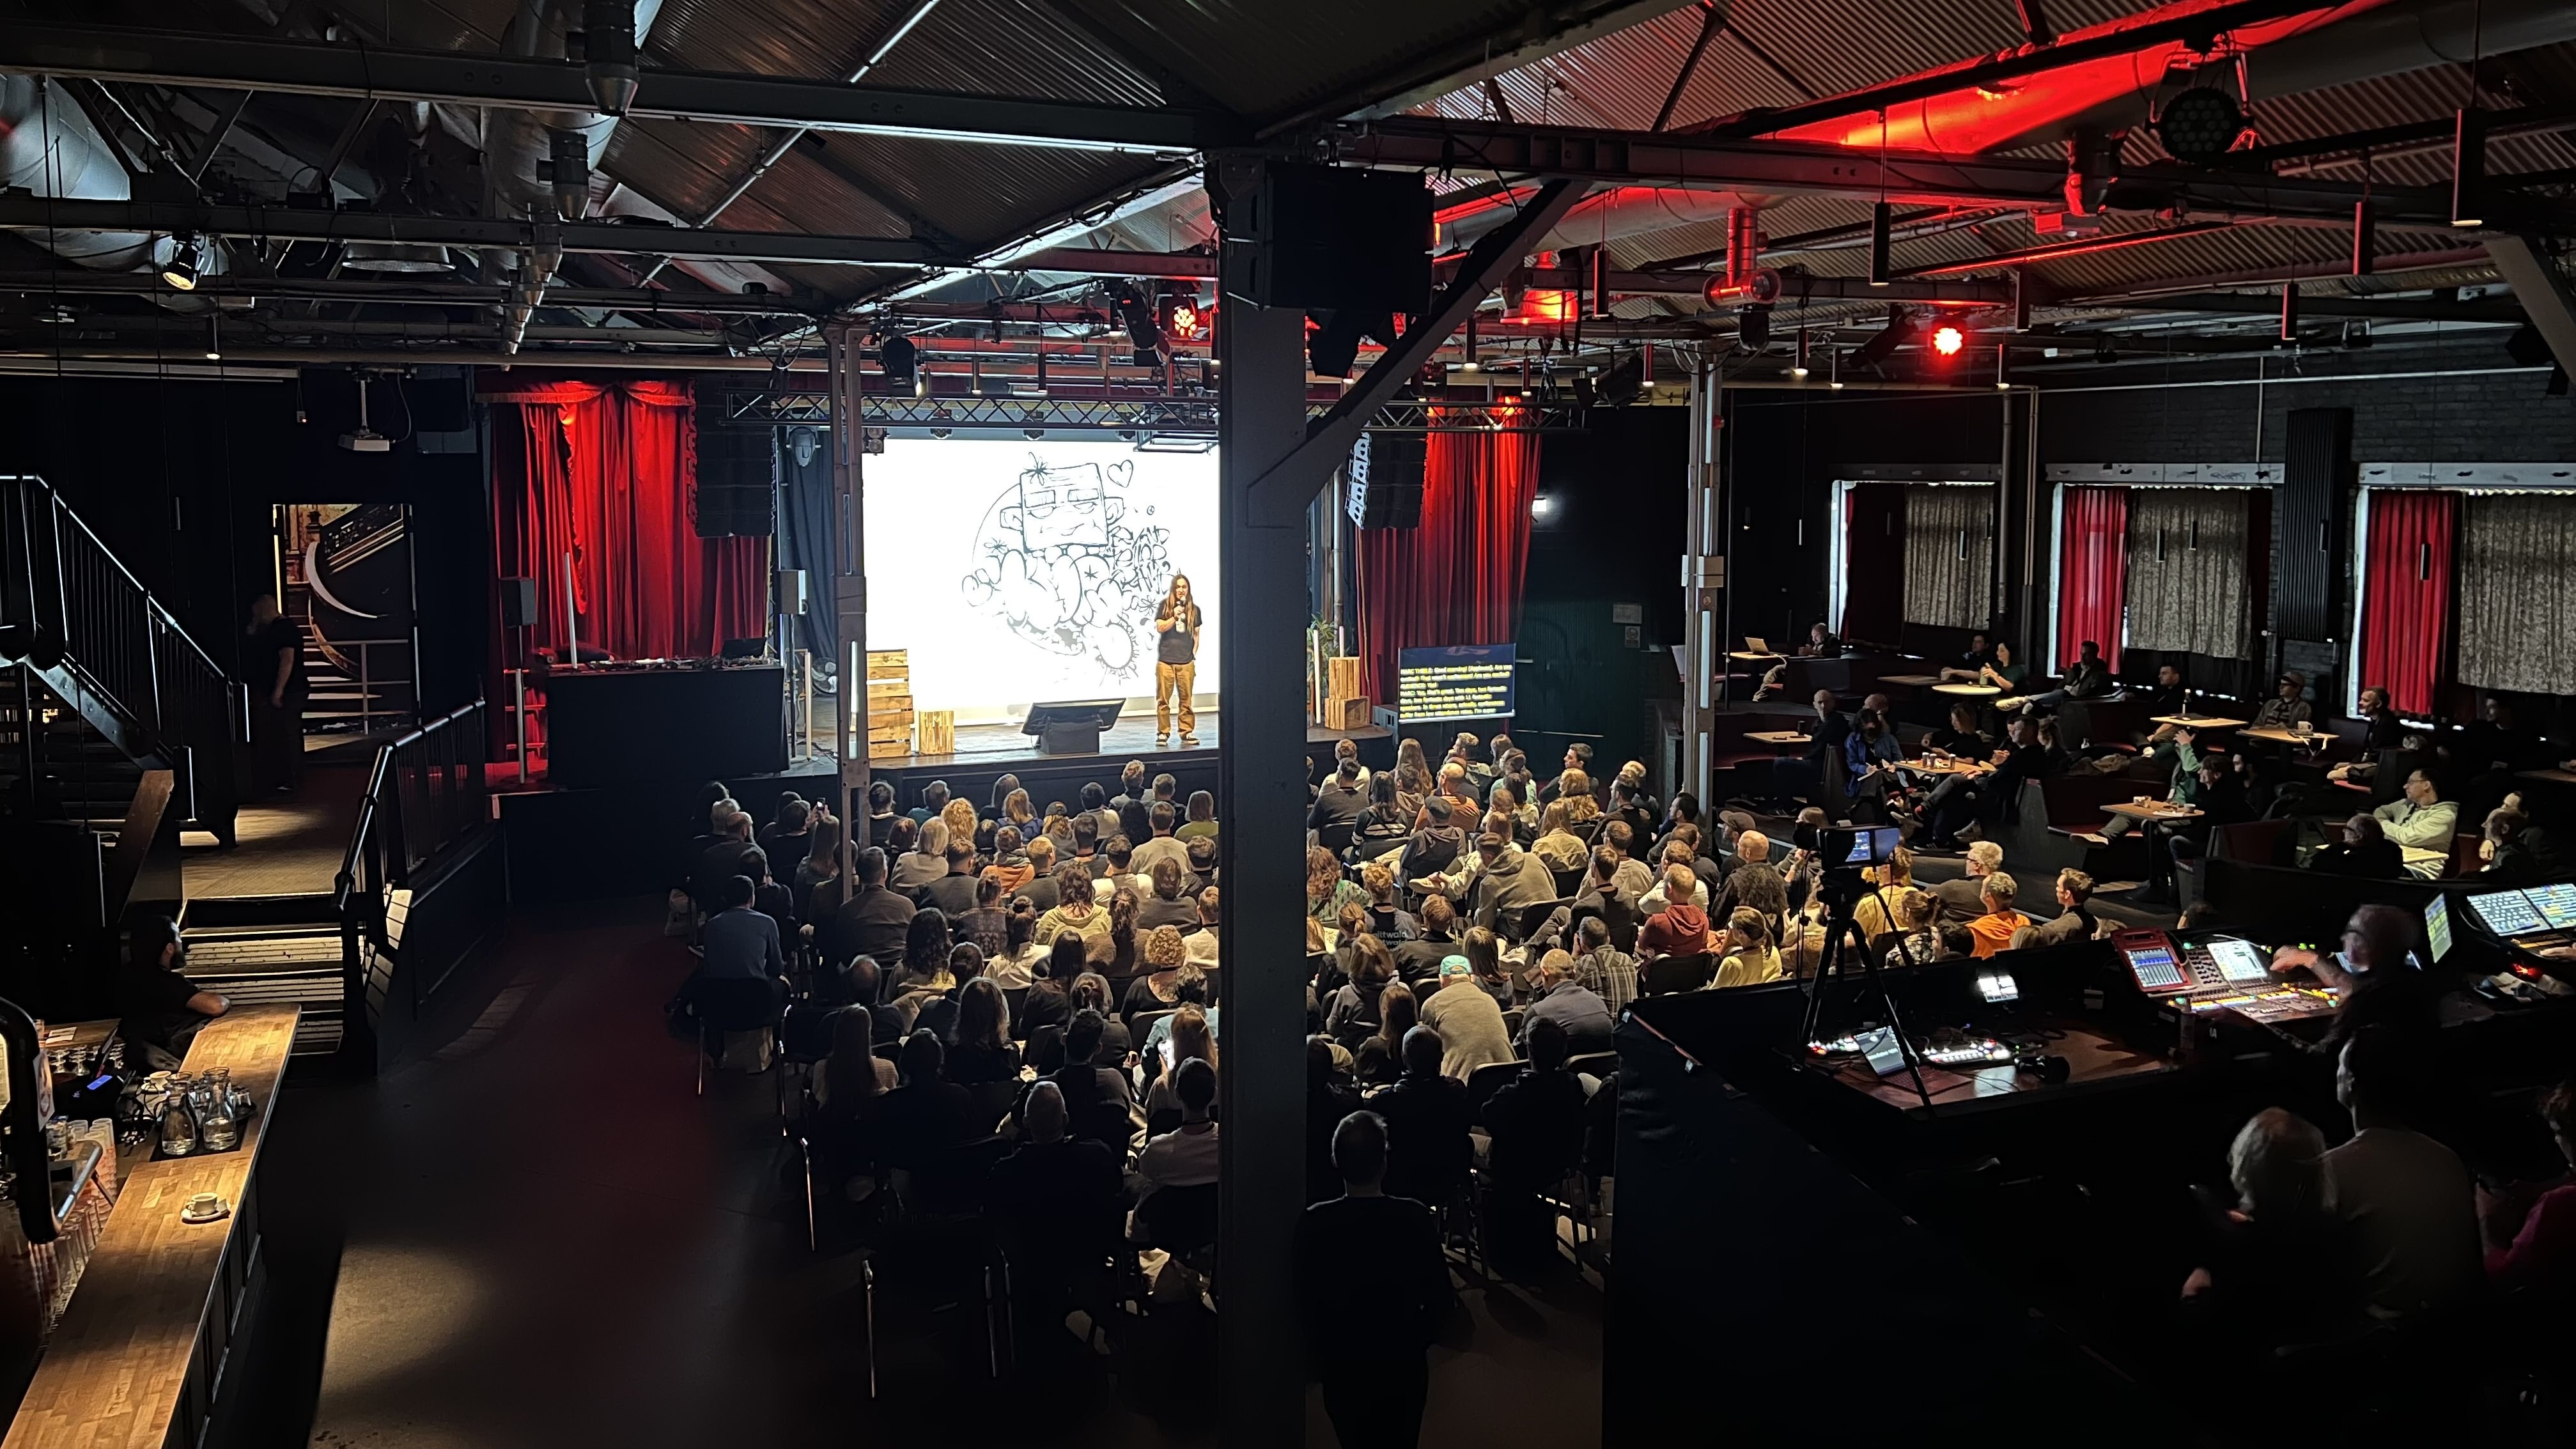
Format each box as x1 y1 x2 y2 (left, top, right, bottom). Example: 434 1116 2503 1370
1845 306 1918 371
1158 289 1205 343
160 235 203 291
879 333 917 385
1111 284 1163 367
1931 325 1966 357
2154 87 2247 166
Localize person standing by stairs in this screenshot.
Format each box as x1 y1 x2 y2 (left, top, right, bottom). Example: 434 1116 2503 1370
246 594 307 794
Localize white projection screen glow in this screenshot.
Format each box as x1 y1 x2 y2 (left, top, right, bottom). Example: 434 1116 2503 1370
862 437 1222 725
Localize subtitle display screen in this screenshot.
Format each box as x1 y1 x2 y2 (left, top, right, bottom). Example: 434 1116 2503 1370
1398 643 1516 720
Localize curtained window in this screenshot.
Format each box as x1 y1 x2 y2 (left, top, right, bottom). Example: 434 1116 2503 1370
2456 492 2576 697
485 378 767 667
2123 488 2251 660
2055 486 2128 674
1900 485 1994 630
1356 419 1541 705
2358 488 2456 714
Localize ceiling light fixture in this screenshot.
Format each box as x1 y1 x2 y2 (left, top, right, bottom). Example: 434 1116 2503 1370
160 235 202 291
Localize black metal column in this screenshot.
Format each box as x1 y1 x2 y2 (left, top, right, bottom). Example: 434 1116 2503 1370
1214 170 1317 1449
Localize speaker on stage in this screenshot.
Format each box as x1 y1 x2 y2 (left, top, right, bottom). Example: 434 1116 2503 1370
1232 164 1432 312
1347 430 1425 529
775 568 809 617
695 418 777 538
499 577 540 627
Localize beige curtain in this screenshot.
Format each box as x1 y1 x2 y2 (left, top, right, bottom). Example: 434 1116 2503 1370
1900 485 1994 628
2458 493 2576 695
2123 488 2249 658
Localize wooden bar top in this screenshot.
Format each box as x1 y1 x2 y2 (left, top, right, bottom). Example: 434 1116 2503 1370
3 1005 299 1449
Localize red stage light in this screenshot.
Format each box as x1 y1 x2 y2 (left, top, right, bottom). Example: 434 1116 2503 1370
1932 326 1966 357
1519 288 1576 323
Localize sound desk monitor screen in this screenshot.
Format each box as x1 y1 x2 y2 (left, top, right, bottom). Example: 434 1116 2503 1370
1398 644 1517 720
2471 888 2548 937
862 438 1220 724
2423 895 2454 963
2530 883 2576 931
2208 938 2272 984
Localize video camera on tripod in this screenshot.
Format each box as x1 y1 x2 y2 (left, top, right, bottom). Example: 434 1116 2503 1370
1792 823 1901 899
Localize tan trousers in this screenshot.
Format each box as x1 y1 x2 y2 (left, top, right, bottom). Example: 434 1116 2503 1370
1156 661 1196 739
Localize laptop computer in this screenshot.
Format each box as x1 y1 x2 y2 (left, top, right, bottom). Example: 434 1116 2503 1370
1744 636 1770 654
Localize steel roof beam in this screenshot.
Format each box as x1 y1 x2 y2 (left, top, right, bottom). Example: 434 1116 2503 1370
0 22 1241 152
0 270 825 314
1331 117 2576 230
0 195 955 267
2485 233 2576 376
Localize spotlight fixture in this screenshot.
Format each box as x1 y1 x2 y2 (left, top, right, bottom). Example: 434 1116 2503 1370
1157 288 1204 342
1737 304 1773 353
205 312 221 361
1932 325 1965 357
1110 283 1162 368
1829 345 1844 390
2153 87 2248 166
1994 343 2010 391
879 333 917 385
1866 201 1893 287
1791 330 1811 379
160 235 203 291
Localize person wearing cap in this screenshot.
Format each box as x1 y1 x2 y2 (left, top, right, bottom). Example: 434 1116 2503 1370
2252 672 2313 732
1419 954 1515 1081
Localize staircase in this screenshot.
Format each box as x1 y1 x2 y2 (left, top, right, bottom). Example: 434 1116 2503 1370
176 897 347 1057
0 670 146 839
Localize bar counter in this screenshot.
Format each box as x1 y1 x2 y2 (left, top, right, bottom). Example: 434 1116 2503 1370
3 1005 299 1449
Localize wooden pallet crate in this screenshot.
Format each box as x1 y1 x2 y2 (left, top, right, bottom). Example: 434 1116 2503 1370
917 709 954 755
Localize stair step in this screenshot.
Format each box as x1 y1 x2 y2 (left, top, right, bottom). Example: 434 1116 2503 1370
181 894 340 931
183 935 343 968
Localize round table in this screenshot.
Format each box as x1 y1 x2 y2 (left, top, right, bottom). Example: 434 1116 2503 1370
1932 683 2000 698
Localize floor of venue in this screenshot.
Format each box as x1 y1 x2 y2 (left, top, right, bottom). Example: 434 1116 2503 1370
233 897 1604 1448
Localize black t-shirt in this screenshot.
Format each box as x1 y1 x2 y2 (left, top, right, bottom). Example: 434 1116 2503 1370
1294 1194 1451 1368
252 616 304 694
1156 600 1200 665
120 958 199 1017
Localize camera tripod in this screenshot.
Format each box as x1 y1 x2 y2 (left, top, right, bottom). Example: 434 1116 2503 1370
1797 866 1939 1113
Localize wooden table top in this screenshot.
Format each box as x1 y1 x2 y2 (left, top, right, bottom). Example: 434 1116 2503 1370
2151 714 2247 729
1746 731 1812 745
2239 725 2322 746
1899 756 1990 776
2105 802 2202 823
2517 768 2576 785
1933 683 2000 697
1879 673 1945 686
1818 1024 2174 1116
4 1005 299 1449
1727 650 1782 661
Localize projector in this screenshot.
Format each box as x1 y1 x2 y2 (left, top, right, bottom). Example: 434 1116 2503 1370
339 427 391 453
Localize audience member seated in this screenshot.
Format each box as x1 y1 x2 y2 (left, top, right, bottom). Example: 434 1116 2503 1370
1354 981 1420 1087
946 977 1021 1086
1637 844 1710 913
1523 949 1614 1055
2485 1080 2576 1292
694 874 784 991
2002 638 2114 714
811 1002 898 1114
1183 887 1223 967
2325 1026 2480 1321
829 848 915 968
1932 841 2005 923
1119 926 1191 1025
1033 865 1106 949
1461 926 1515 1007
1707 906 1781 989
1053 1009 1142 1152
1142 1005 1218 1135
1936 630 1996 684
1714 832 1787 923
981 826 1036 897
1296 1109 1454 1449
1129 1057 1220 1239
1177 790 1220 842
873 1031 979 1171
1884 891 1955 968
1639 865 1716 960
2180 1107 2364 1357
1303 1038 1361 1204
1567 915 1638 1016
1530 801 1591 872
1325 933 1398 1046
2372 768 2459 876
1414 831 1557 933
1309 757 1370 844
2249 670 2314 732
1964 872 2028 959
1018 937 1084 1039
1420 956 1514 1080
2013 869 2099 947
986 1081 1122 1352
1850 847 1925 941
2272 904 2441 1051
2308 814 2405 879
1481 1019 1590 1276
1131 801 1191 882
1134 858 1197 934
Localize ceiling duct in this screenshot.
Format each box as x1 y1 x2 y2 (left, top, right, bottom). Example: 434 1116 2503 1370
0 75 222 288
341 240 457 274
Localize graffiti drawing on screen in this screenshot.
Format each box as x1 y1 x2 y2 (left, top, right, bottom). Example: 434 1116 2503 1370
962 452 1179 684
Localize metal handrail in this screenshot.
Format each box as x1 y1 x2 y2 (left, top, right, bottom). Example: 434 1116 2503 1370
37 486 229 684
334 698 487 913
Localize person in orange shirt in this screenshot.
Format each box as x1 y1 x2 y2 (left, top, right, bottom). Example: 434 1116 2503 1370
1966 872 2030 959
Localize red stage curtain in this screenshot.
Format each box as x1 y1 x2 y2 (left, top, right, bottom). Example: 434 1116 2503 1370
486 378 764 663
1356 421 1541 706
2360 488 2456 714
2056 485 2129 674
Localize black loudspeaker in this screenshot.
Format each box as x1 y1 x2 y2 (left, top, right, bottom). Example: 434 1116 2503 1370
694 420 777 538
1348 430 1425 530
1232 164 1432 312
408 375 470 432
775 568 808 616
499 577 539 627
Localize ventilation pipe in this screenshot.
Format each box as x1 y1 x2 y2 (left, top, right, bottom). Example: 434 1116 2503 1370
1436 185 1776 258
488 0 663 350
0 75 221 285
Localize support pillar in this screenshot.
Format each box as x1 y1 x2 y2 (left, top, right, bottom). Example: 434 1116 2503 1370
1213 166 1315 1449
824 326 869 870
1679 356 1723 803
